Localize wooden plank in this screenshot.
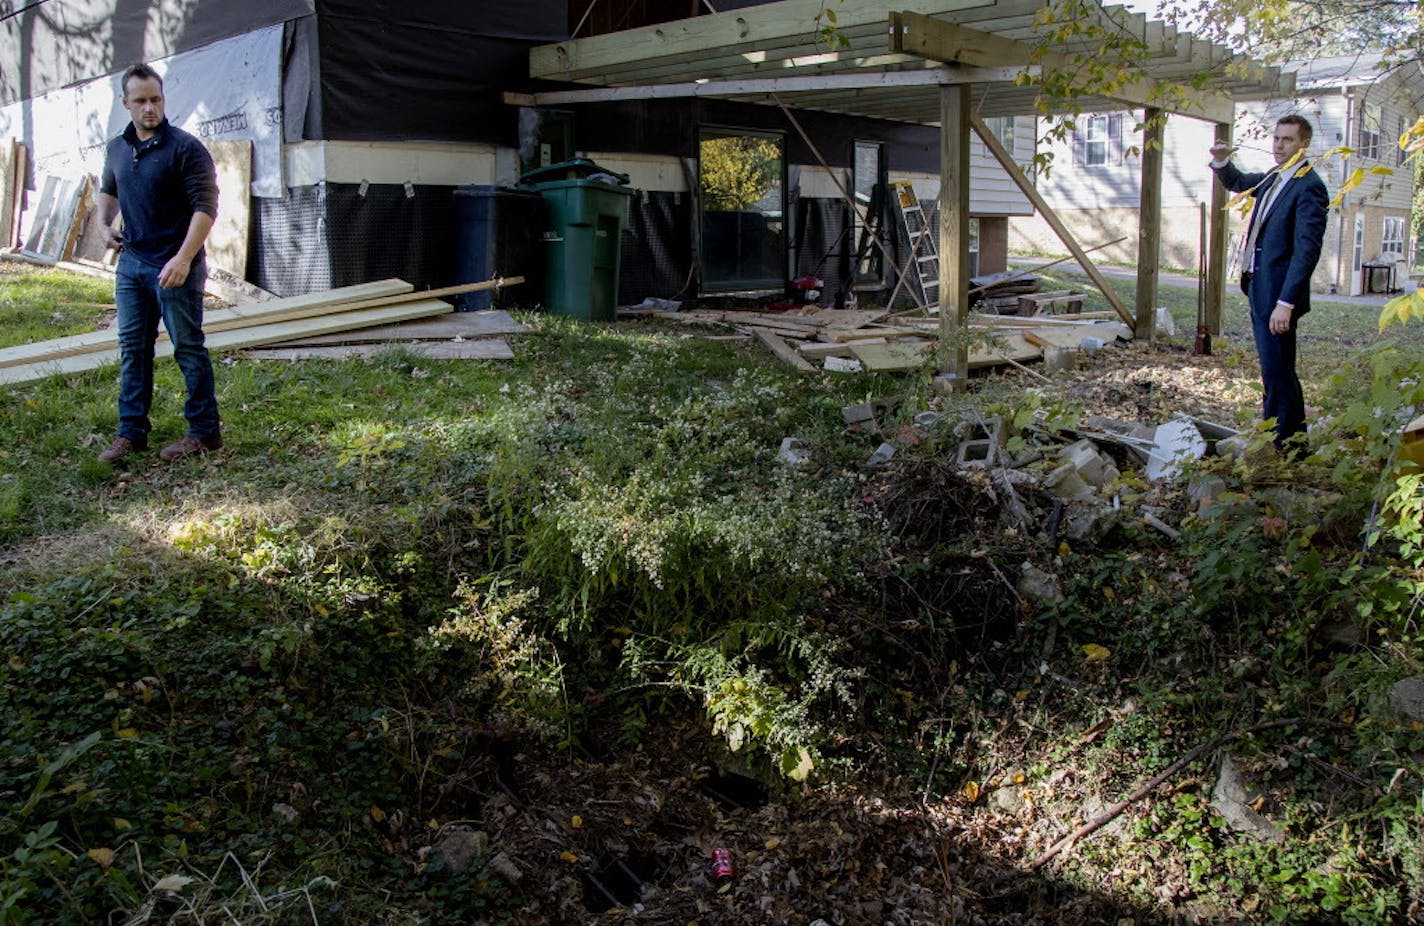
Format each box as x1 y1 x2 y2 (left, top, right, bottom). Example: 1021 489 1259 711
969 331 1041 368
0 299 454 386
9 143 25 250
798 339 884 360
270 310 528 346
59 177 92 261
70 177 118 263
970 313 1114 327
893 12 1233 122
794 307 889 328
968 111 1135 328
205 140 251 278
849 339 934 372
242 339 515 362
1135 107 1164 340
529 0 991 81
206 264 277 304
0 278 414 369
827 327 922 342
752 328 816 372
1020 322 1128 350
0 142 17 251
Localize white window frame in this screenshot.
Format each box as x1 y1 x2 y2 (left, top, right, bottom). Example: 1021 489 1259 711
1360 103 1382 160
985 116 1015 150
1084 115 1109 166
1382 217 1406 260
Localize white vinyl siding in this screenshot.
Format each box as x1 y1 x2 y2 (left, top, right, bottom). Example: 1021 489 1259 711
968 114 1035 216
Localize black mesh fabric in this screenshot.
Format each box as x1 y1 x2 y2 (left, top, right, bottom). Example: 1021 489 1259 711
251 185 330 297
618 190 695 304
793 198 850 308
250 182 456 297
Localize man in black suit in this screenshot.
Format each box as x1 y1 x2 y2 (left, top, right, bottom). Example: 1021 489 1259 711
1209 114 1329 453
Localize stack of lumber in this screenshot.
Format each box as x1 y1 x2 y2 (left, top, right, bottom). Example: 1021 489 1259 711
971 270 1040 315
0 276 524 386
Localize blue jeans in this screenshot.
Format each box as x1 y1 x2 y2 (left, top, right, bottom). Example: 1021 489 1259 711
115 254 220 444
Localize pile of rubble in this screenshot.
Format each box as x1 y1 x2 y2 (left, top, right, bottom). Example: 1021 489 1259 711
789 396 1269 549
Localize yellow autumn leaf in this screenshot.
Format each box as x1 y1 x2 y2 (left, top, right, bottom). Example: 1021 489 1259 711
1082 643 1112 663
1013 689 1030 703
87 847 115 868
113 818 132 831
963 781 981 800
116 728 139 739
559 850 579 863
1102 587 1115 600
1368 166 1393 175
369 805 386 823
1339 167 1366 195
570 815 582 829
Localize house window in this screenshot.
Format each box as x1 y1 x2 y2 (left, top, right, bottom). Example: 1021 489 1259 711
1085 115 1109 165
969 217 980 278
1382 217 1406 260
985 116 1015 150
1360 103 1382 160
1074 114 1121 167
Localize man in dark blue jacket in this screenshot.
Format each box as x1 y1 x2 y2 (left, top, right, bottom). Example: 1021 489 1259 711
95 63 222 465
1209 115 1329 453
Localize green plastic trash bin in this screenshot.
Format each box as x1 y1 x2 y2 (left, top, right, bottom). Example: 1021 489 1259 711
521 160 633 322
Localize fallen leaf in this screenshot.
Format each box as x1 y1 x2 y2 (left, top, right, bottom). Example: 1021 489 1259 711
559 850 579 863
571 815 582 828
369 805 386 823
1082 643 1111 663
153 874 194 893
87 848 115 868
963 781 981 800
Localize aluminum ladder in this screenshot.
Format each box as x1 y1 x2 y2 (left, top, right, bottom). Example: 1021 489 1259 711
887 180 939 313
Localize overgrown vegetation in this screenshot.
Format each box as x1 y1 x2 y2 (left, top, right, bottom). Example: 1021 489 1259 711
1 265 1422 921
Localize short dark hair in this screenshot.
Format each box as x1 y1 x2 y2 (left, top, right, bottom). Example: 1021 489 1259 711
121 64 163 98
1276 114 1313 144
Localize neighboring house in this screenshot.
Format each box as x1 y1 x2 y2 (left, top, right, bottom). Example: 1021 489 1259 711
0 0 1034 305
1010 53 1422 296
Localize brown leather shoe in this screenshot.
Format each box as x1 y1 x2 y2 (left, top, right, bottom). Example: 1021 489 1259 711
159 435 224 462
98 436 143 464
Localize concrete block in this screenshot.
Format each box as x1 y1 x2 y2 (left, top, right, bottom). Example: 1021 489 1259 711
842 403 878 431
866 442 896 466
777 437 810 467
1060 438 1120 486
1044 463 1094 500
957 438 997 469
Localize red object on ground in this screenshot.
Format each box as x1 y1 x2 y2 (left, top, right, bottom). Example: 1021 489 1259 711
712 847 735 879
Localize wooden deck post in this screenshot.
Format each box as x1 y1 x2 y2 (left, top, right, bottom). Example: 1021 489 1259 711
1204 121 1232 335
938 82 972 387
1135 107 1164 340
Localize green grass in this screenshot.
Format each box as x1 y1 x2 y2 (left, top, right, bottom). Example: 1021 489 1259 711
2 267 1422 923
